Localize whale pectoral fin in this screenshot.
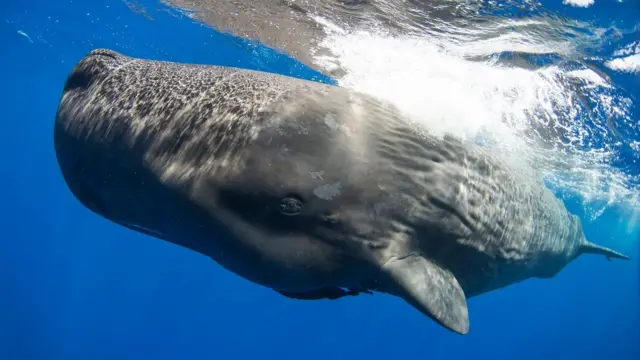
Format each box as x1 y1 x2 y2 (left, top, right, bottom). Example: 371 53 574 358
381 255 470 335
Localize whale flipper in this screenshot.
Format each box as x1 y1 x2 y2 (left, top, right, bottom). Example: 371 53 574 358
382 255 469 334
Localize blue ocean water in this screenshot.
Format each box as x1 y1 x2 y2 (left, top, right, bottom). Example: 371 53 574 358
0 0 638 359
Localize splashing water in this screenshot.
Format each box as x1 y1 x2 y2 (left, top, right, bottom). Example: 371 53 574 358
309 14 639 225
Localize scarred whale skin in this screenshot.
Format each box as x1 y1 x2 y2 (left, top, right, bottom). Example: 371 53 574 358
54 49 630 335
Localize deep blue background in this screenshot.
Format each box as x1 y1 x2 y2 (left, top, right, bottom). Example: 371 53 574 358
1 1 638 359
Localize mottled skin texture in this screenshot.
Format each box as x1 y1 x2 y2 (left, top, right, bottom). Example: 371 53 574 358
54 49 630 335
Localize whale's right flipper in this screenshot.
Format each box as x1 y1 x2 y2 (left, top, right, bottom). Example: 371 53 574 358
382 255 470 335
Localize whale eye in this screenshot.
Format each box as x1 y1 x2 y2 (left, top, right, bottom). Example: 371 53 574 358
279 196 303 216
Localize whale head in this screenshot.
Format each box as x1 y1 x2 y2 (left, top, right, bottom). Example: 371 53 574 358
53 48 395 293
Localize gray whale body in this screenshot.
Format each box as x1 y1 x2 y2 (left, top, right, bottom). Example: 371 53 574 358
54 49 630 335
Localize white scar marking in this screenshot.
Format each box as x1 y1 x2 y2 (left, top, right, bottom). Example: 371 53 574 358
309 170 325 180
313 182 342 200
324 113 339 130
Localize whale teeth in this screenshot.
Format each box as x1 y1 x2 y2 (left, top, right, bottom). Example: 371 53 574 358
382 255 470 335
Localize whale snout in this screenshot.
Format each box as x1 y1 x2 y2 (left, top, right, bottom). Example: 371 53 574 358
54 49 134 220
62 48 129 92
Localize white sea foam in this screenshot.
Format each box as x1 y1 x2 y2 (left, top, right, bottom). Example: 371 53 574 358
613 41 640 57
606 54 640 73
310 16 639 227
563 0 595 8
